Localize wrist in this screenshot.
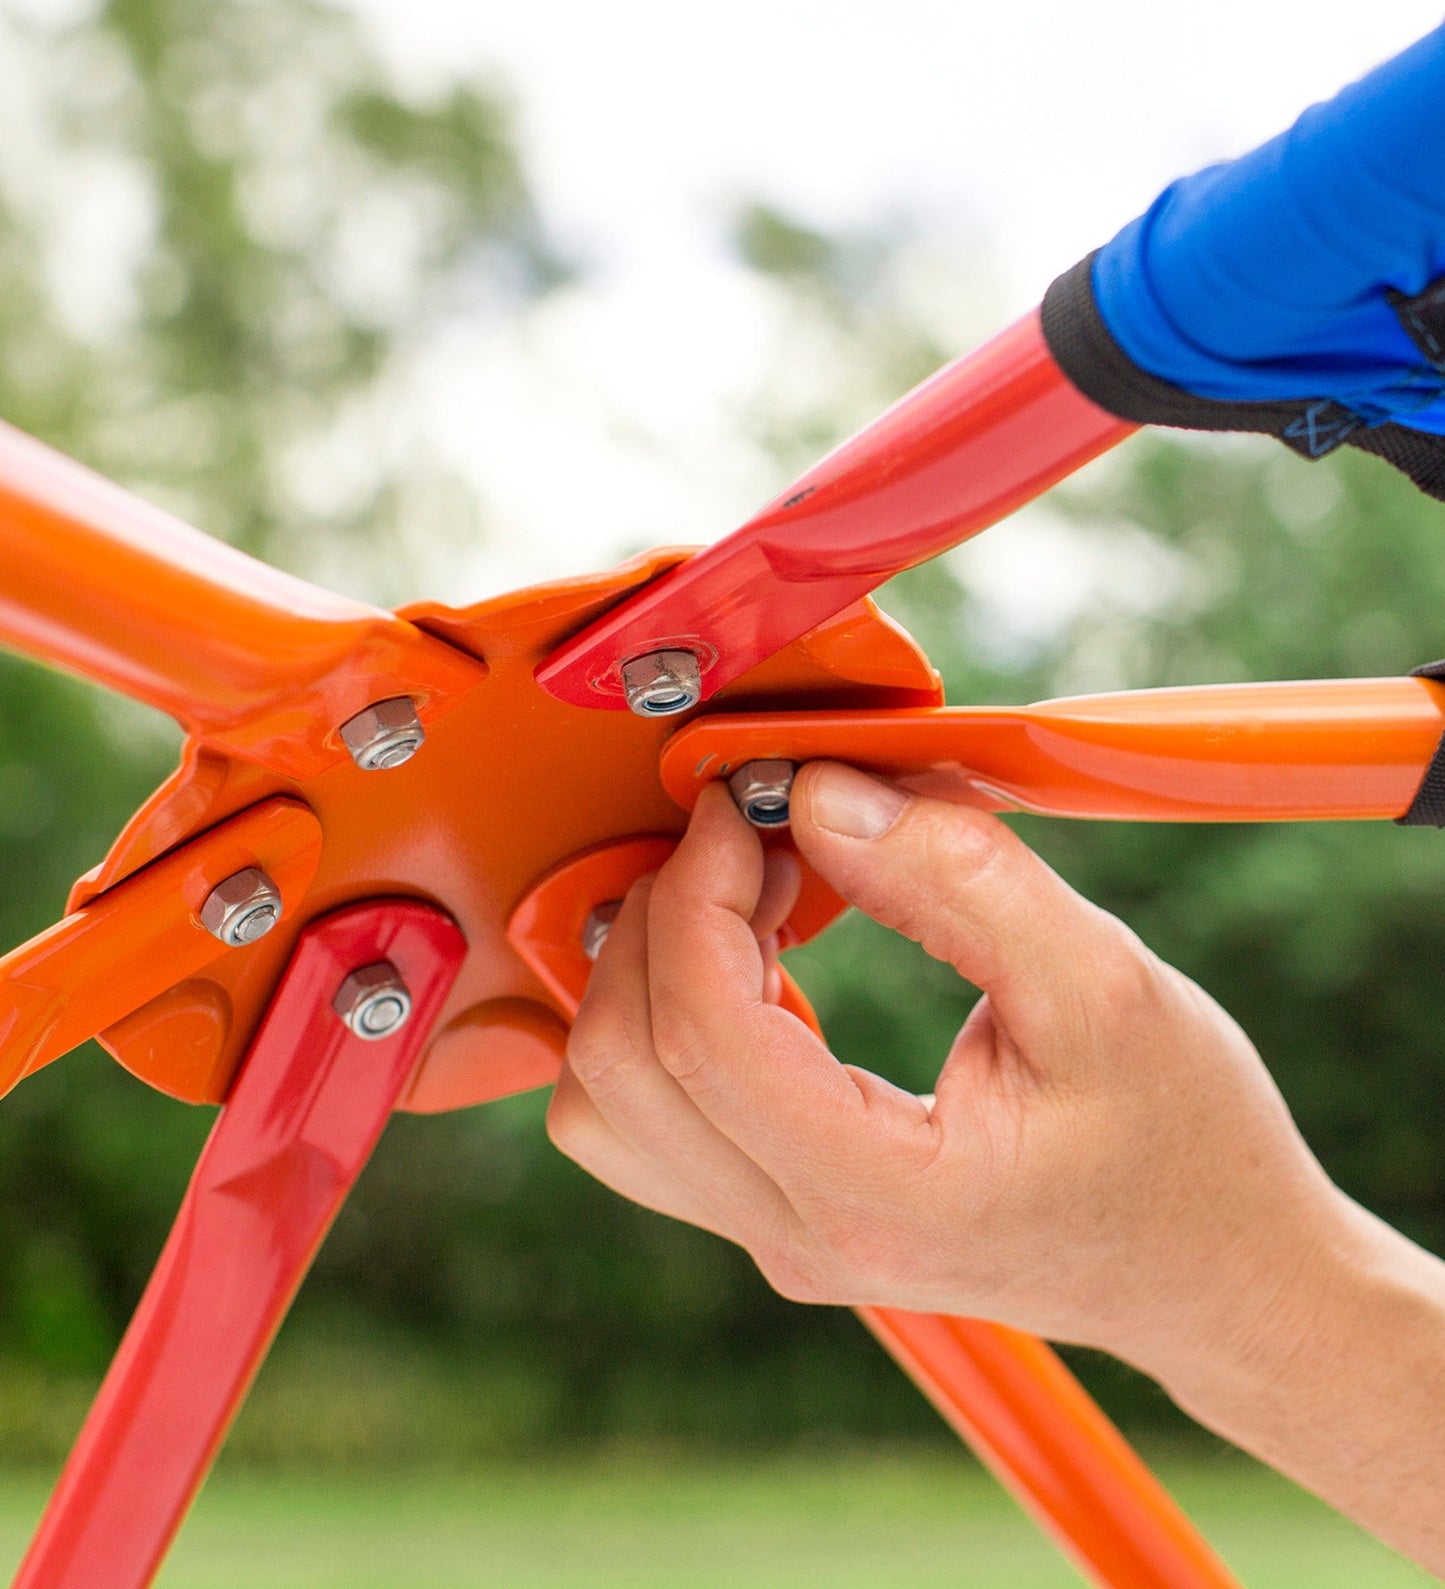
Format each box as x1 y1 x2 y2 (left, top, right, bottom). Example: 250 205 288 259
1137 1188 1445 1570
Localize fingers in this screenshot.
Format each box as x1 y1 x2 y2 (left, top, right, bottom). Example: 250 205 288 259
789 761 1159 1066
546 1064 732 1238
555 868 802 1251
643 785 930 1188
753 847 801 942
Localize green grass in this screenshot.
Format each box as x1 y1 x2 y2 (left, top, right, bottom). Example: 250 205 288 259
0 1453 1433 1588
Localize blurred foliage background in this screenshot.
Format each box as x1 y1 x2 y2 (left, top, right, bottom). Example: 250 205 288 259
0 0 1443 1492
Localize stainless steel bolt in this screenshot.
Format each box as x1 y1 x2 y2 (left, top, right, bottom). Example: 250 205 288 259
333 961 413 1040
200 867 283 946
620 650 702 717
339 696 425 771
581 900 622 961
728 760 795 829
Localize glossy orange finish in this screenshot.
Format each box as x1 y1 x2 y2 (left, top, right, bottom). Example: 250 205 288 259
0 800 320 1098
16 900 466 1589
505 834 847 1019
44 551 940 1112
537 311 1135 709
0 420 481 778
861 1310 1241 1589
508 854 1238 1589
661 678 1445 823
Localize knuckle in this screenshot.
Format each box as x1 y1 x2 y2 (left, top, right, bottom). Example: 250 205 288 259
925 806 1007 881
564 1022 617 1088
884 811 1010 953
565 1006 647 1099
648 1008 715 1090
1085 920 1168 1025
755 1242 839 1306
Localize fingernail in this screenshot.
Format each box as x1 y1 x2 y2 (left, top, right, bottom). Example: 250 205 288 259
806 764 907 840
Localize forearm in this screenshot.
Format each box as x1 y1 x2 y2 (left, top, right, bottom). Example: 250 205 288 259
1147 1191 1445 1574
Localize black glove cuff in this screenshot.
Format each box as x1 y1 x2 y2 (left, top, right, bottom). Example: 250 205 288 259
1041 253 1445 502
1398 660 1445 827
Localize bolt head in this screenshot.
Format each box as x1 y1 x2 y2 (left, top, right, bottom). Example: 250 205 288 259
333 961 413 1040
200 867 283 946
728 760 795 829
581 900 622 961
340 696 425 771
620 650 702 717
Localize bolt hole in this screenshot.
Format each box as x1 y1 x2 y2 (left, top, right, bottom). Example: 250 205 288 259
640 690 695 715
745 796 791 827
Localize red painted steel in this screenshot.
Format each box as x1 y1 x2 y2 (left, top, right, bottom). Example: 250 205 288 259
861 1310 1241 1589
13 899 466 1589
659 678 1445 823
535 311 1134 710
508 841 1240 1589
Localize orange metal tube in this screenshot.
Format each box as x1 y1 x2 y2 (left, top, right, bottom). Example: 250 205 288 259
661 678 1445 822
0 799 321 1097
0 420 481 776
861 1310 1240 1589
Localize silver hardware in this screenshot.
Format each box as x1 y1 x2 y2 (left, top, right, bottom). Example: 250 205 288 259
339 696 425 771
581 901 623 961
333 961 413 1040
728 760 795 829
200 868 283 946
620 651 702 717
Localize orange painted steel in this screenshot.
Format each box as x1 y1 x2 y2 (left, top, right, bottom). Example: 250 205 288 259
861 1310 1241 1589
27 546 941 1112
660 678 1445 823
505 835 848 1018
509 839 1241 1589
0 799 321 1097
0 421 480 778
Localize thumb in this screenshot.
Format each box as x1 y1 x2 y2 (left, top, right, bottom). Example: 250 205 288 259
789 761 1152 1060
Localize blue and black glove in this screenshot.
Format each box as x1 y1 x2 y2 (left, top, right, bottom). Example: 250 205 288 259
1042 25 1445 500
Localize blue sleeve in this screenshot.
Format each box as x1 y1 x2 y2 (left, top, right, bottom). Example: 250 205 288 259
1092 24 1445 435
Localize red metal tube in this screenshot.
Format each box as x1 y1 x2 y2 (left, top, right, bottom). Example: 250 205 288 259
12 899 466 1589
536 311 1134 709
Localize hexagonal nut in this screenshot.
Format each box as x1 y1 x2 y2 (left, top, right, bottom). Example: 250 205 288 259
728 760 795 829
581 900 623 961
200 867 283 946
620 650 702 717
340 696 425 771
333 961 413 1040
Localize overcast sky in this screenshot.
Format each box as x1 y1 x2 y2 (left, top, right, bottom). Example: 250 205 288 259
340 2 1445 607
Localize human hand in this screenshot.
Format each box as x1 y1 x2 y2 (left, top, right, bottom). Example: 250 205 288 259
547 762 1345 1379
548 762 1445 1569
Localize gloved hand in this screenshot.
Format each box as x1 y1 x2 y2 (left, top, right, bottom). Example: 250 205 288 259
1042 24 1445 499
